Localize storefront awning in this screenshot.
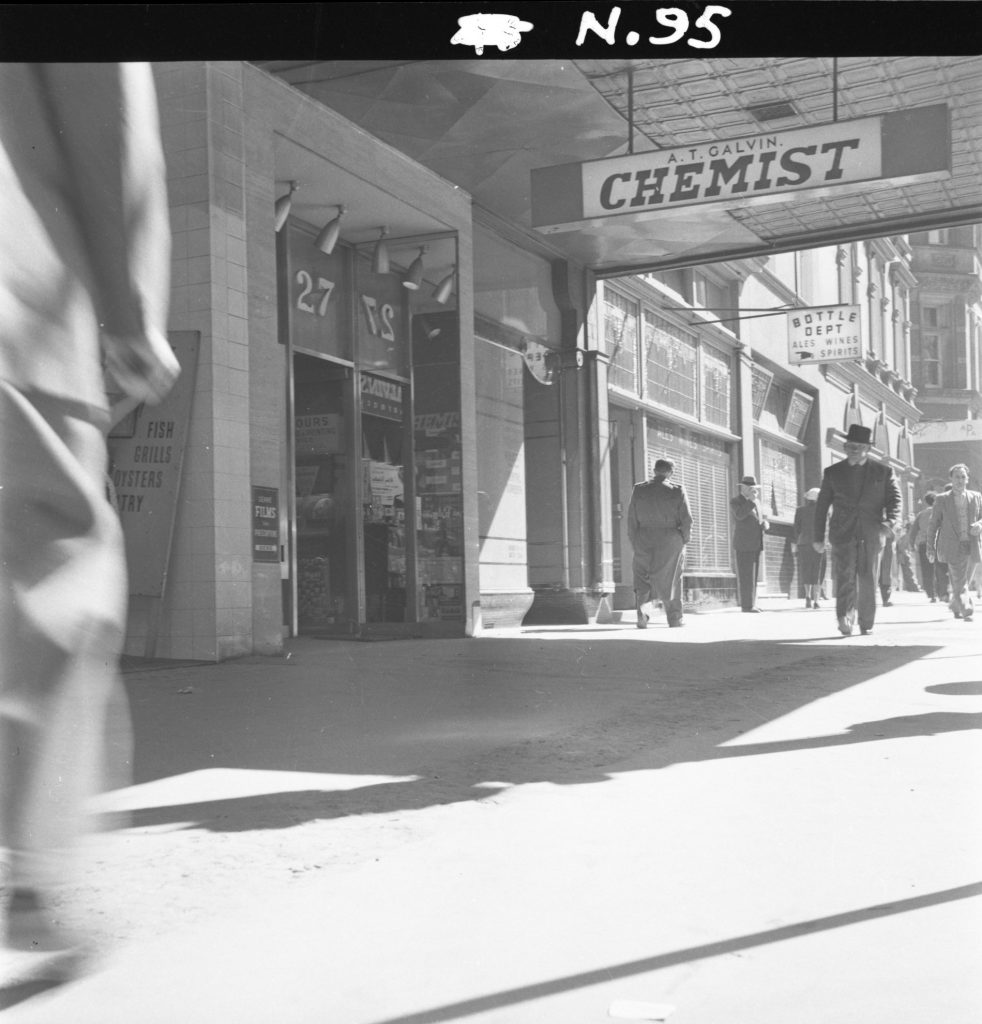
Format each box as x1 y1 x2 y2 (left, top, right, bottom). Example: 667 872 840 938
254 57 982 277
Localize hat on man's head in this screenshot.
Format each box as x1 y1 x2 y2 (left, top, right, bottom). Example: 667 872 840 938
845 424 873 445
740 475 758 486
805 487 820 500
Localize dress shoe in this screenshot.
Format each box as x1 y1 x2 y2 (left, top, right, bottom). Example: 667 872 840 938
668 619 684 628
636 609 649 629
837 616 854 636
860 626 873 635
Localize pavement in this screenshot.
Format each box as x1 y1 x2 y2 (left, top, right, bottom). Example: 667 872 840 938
2 591 981 1023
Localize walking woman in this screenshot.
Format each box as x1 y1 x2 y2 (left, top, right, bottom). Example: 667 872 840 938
794 487 826 607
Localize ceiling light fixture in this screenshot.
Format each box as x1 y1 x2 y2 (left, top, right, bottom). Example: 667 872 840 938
372 227 390 275
433 266 456 305
274 180 299 233
403 246 427 290
314 205 345 254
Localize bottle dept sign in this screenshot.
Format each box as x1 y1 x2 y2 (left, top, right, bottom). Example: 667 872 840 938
787 304 862 365
531 105 950 231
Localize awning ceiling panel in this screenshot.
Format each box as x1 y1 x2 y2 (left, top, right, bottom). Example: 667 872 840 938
255 57 982 278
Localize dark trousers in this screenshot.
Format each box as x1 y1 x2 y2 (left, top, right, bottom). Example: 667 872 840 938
916 544 949 600
735 549 760 610
879 538 895 603
831 529 886 631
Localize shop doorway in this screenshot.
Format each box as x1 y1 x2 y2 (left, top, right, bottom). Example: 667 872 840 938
291 353 355 634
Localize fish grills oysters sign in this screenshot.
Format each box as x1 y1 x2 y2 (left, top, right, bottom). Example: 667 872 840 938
788 304 862 365
531 105 951 231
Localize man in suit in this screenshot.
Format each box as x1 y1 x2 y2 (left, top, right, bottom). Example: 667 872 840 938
812 424 902 636
627 458 692 628
925 463 982 621
908 491 949 602
730 474 769 612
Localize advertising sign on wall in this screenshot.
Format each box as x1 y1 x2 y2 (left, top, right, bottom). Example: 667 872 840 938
787 304 862 365
107 331 199 597
252 486 280 563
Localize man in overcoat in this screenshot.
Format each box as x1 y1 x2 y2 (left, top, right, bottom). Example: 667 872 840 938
627 458 692 628
925 463 982 621
730 474 769 612
812 424 901 636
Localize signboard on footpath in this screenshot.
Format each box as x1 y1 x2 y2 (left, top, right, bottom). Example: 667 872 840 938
787 304 862 365
531 104 950 231
107 331 199 597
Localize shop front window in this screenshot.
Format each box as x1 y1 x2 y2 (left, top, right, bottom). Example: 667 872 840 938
604 286 639 394
701 344 731 429
360 372 409 623
759 439 800 521
647 419 732 573
645 311 698 416
413 316 465 623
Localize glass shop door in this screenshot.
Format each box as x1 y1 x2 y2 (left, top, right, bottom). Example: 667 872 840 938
291 352 357 634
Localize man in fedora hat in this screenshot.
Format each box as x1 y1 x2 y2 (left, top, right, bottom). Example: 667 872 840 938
730 474 769 612
813 424 901 636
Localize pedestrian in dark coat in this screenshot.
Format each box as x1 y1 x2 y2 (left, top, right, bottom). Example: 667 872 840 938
793 487 825 607
812 424 902 636
627 458 692 628
730 474 769 612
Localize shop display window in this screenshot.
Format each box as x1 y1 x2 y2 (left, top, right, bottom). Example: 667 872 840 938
293 356 351 629
361 372 409 623
413 314 464 621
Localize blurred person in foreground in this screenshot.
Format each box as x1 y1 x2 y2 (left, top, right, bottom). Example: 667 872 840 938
925 463 982 622
0 63 178 971
812 424 901 637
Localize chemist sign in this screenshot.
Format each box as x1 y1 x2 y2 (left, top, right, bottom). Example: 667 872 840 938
787 304 862 365
531 104 950 231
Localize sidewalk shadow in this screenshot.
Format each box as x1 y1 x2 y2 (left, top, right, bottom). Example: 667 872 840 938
368 881 982 1024
106 640 951 834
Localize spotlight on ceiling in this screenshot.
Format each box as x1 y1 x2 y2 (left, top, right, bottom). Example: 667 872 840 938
314 205 345 254
372 227 390 275
433 266 456 305
274 181 299 233
403 247 427 291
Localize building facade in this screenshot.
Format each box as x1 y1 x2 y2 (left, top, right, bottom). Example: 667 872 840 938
907 224 982 493
111 61 952 660
601 237 921 611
